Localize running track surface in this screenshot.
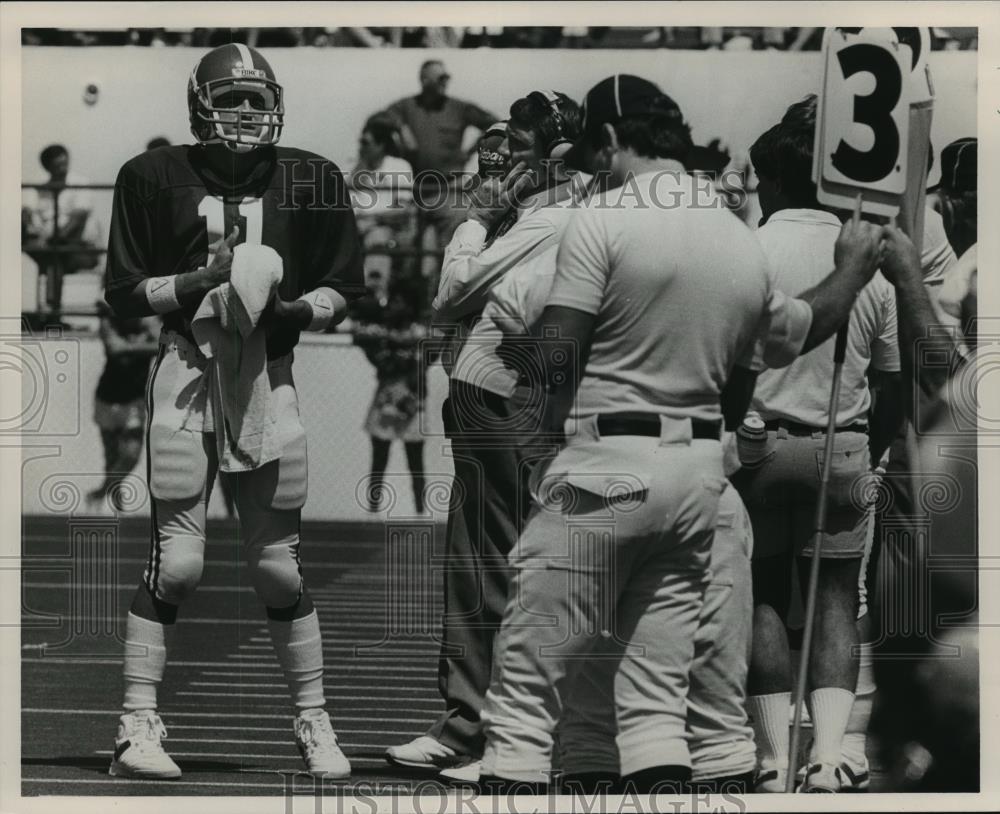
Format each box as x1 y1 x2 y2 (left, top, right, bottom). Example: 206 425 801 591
21 514 452 796
20 513 885 797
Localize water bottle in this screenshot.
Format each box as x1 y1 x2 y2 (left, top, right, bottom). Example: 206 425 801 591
736 410 770 466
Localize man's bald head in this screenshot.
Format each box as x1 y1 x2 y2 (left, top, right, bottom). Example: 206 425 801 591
419 60 450 99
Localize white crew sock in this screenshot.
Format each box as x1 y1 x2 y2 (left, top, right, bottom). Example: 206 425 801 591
842 642 875 767
267 610 326 710
122 612 169 711
808 687 855 766
747 692 791 768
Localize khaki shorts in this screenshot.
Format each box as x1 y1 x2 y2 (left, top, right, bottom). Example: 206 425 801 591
732 429 871 559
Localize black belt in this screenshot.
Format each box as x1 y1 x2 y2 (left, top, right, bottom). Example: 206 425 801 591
597 412 722 440
764 419 868 435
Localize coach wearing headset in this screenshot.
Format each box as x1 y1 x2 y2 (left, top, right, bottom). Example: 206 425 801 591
385 91 586 781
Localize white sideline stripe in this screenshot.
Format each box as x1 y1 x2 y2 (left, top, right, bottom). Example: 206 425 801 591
170 739 418 750
19 556 391 570
190 681 435 690
93 750 411 762
23 708 433 723
169 738 289 745
20 617 395 628
96 750 302 760
177 691 439 704
237 643 439 651
22 658 437 670
22 777 300 790
23 583 405 596
170 724 424 736
223 656 442 667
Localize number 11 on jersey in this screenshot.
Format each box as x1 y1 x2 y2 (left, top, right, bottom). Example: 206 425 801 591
198 196 263 263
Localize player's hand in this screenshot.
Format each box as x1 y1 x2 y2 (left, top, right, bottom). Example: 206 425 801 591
205 225 240 285
467 161 535 231
833 205 883 284
879 223 922 287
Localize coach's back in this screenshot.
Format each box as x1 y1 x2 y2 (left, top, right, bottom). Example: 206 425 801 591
550 170 770 423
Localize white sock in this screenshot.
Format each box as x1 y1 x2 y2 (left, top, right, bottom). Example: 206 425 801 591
267 610 326 711
843 642 875 767
747 692 791 768
123 612 168 712
808 688 855 766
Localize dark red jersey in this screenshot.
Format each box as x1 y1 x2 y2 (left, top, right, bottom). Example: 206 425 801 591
105 144 365 357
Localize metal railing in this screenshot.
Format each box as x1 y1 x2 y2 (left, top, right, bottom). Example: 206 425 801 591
21 181 447 328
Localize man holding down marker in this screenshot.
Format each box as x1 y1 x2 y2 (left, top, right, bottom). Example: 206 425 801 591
477 74 885 794
736 97 903 793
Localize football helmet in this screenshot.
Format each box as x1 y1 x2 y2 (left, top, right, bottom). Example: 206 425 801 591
188 44 284 152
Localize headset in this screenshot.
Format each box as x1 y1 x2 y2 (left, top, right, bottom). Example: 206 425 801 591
527 90 573 160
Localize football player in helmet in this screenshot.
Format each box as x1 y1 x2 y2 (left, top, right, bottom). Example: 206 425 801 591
104 44 365 780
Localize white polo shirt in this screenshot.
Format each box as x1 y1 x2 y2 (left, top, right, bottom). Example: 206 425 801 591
752 208 900 427
547 169 812 424
436 177 586 390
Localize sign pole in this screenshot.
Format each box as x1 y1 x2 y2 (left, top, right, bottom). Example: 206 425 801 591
785 193 861 792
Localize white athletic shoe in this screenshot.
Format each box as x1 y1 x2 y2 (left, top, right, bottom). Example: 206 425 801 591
108 710 181 779
838 754 871 791
753 763 788 792
294 709 351 779
385 735 460 769
439 759 482 784
797 762 844 792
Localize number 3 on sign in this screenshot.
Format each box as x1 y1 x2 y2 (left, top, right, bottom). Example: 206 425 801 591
818 32 911 197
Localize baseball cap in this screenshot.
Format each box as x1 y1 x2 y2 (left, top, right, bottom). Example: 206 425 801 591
933 137 976 194
563 74 683 169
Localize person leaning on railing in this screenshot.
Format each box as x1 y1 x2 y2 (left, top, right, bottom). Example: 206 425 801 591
21 144 104 318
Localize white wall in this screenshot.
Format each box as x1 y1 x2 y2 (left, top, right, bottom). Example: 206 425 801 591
20 333 452 521
22 47 977 187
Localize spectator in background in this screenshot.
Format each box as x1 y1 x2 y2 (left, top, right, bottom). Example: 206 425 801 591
350 267 429 515
22 143 101 317
380 60 498 293
350 115 417 311
88 302 159 511
928 137 976 257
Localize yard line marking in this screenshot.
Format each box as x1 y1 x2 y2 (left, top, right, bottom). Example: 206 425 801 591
22 708 433 723
168 738 420 750
176 691 440 704
91 750 416 763
168 724 423 736
22 657 439 670
22 616 394 626
20 778 302 791
190 681 435 690
18 556 391 570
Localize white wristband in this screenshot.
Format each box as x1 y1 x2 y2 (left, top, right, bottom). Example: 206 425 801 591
299 289 335 332
145 275 181 314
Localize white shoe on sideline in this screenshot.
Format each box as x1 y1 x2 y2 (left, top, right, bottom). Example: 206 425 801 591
753 763 788 792
294 708 351 779
440 759 482 784
386 735 461 769
797 762 844 792
108 710 181 779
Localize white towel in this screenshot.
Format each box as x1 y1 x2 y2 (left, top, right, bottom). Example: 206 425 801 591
192 243 284 472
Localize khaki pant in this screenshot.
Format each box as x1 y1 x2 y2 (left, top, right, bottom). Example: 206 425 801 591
732 429 871 559
481 418 726 781
556 483 756 780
